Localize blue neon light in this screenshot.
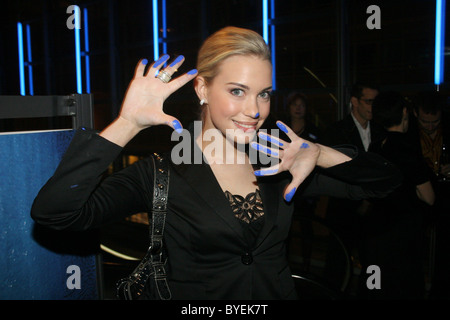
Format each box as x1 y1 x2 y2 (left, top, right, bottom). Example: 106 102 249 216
74 6 82 93
435 0 446 85
17 22 25 96
262 0 269 44
153 0 159 61
26 24 34 95
84 8 91 93
162 0 167 54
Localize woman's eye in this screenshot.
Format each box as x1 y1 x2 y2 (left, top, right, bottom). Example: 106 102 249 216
230 88 244 96
259 91 271 99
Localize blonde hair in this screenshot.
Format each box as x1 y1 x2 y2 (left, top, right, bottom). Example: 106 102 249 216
196 26 271 85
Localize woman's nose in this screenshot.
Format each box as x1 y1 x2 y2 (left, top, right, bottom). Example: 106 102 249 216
243 100 260 119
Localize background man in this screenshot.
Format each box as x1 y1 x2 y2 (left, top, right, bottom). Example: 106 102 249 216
408 91 450 299
322 83 385 294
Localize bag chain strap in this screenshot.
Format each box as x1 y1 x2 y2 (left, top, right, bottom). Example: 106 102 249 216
117 152 171 300
149 152 171 300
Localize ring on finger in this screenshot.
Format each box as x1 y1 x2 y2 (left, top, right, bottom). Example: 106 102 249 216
157 70 172 83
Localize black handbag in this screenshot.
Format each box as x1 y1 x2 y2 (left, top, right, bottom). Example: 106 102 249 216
116 153 172 300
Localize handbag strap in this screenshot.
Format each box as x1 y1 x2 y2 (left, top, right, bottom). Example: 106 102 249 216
147 152 171 300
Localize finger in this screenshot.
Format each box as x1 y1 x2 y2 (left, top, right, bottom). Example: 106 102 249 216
166 55 185 74
163 116 183 134
284 166 312 201
135 58 149 78
284 183 298 202
155 55 185 80
284 176 305 202
250 141 281 158
253 164 280 177
276 120 298 142
149 54 170 76
167 69 198 92
257 131 287 148
154 55 186 84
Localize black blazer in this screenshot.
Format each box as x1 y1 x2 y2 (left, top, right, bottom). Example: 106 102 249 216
323 114 386 152
31 127 402 299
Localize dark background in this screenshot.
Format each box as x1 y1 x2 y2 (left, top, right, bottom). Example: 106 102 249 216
1 0 449 153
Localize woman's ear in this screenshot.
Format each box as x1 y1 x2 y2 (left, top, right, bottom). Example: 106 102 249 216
194 76 208 104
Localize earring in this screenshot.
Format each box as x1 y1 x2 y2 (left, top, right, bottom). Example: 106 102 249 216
200 99 206 105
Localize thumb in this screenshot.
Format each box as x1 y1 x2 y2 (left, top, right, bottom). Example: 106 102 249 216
283 175 306 202
164 116 183 134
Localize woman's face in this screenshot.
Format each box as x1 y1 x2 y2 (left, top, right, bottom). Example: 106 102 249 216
289 98 306 119
198 54 272 144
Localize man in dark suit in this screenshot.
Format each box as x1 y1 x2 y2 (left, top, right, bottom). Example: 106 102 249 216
322 83 386 293
324 83 385 151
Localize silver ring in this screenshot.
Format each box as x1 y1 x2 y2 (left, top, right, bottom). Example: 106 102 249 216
157 70 172 83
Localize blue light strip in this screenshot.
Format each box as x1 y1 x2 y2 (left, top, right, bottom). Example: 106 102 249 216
153 0 159 61
84 8 91 93
262 0 269 44
435 0 446 85
270 0 276 90
162 0 167 54
26 24 34 95
17 22 26 96
74 7 82 93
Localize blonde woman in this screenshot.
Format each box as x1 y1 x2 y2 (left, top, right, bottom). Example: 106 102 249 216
32 27 401 299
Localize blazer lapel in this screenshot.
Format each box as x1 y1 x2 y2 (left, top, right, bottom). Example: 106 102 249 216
170 129 247 244
253 174 285 250
343 115 365 151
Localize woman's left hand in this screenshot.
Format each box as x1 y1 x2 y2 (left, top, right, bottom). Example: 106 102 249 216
251 121 321 202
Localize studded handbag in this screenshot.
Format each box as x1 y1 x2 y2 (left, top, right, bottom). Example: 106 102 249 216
116 153 172 300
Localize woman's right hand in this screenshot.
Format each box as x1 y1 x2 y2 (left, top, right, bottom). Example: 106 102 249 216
119 55 197 133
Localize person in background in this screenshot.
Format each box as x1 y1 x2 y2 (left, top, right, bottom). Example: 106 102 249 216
324 83 385 152
322 83 386 289
284 91 320 143
361 91 434 299
408 91 450 299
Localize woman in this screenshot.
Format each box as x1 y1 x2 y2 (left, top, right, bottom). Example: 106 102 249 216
31 27 401 299
284 91 320 142
361 91 435 299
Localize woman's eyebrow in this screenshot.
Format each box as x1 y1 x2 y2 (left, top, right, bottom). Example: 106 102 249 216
226 82 272 91
227 82 249 90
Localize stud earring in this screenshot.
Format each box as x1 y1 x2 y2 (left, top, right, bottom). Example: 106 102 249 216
200 99 206 105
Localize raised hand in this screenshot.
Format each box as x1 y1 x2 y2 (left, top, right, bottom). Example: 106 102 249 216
119 55 198 133
250 121 321 202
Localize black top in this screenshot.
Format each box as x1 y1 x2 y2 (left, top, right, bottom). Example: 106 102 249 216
225 189 265 247
367 131 430 233
371 132 429 188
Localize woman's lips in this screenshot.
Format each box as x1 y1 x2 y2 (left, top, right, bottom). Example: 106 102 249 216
232 120 257 132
